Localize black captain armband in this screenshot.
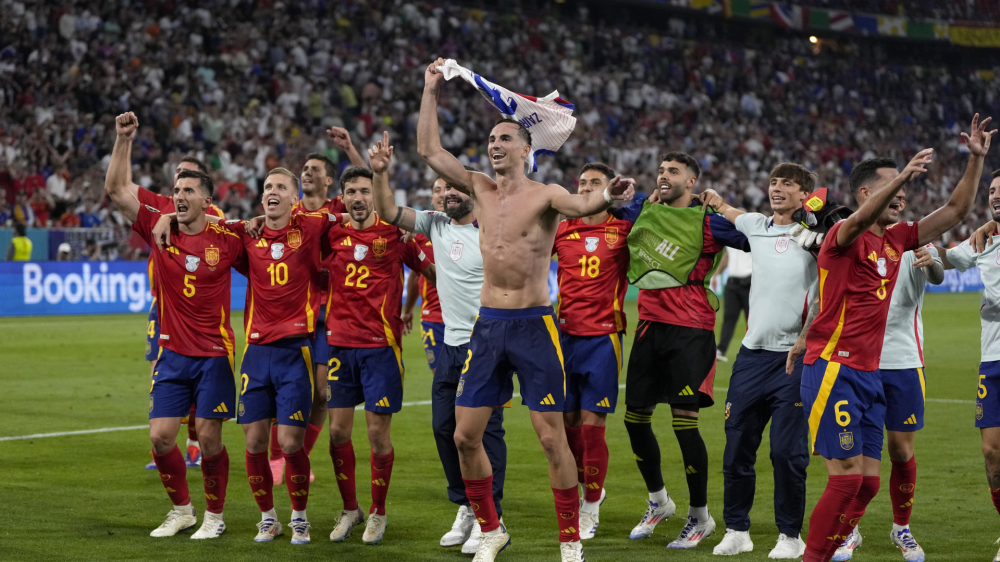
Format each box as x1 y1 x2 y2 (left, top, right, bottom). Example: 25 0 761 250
390 207 404 226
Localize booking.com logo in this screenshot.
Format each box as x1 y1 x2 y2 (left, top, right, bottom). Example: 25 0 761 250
22 263 151 312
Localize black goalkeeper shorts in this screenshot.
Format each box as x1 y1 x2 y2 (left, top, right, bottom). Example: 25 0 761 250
625 320 717 409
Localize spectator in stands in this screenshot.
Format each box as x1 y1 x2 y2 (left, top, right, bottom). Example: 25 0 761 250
56 243 73 261
11 190 34 226
30 189 52 228
77 199 101 228
6 223 32 261
83 239 102 261
0 189 10 227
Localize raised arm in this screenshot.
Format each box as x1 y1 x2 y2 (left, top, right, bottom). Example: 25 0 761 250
417 59 474 195
551 176 636 218
836 148 934 248
368 131 417 231
104 112 141 223
917 114 996 246
326 126 368 168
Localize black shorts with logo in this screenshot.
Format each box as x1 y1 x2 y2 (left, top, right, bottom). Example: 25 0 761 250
625 320 717 409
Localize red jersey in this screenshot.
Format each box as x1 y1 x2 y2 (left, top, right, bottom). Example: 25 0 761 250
132 204 244 357
292 197 348 307
415 234 443 323
228 212 342 345
325 216 432 351
804 220 921 371
553 215 633 336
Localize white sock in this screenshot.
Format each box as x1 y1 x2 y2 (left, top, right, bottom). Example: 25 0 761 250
892 523 907 533
291 509 307 522
186 438 199 448
175 503 194 514
688 505 709 521
581 500 600 514
649 487 669 506
262 508 277 521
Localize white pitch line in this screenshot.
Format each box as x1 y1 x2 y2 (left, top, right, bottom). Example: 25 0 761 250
0 385 975 442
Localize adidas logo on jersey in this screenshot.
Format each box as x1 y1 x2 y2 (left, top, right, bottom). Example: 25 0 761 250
540 393 557 406
678 386 694 396
376 397 391 408
903 414 918 425
289 411 305 421
213 403 228 413
567 232 581 239
340 236 353 246
596 397 611 408
166 246 180 255
255 239 268 248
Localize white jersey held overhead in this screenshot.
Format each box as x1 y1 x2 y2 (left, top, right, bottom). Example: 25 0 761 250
438 59 576 172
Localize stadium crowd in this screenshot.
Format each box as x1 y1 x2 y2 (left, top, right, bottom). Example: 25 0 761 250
2 0 1000 255
808 0 1000 22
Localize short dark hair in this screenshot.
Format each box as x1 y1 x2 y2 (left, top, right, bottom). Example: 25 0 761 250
14 222 26 236
660 152 701 179
991 169 1000 180
176 169 214 197
180 156 209 175
580 162 616 180
339 165 373 191
769 163 816 192
493 119 532 147
305 153 337 179
849 158 898 197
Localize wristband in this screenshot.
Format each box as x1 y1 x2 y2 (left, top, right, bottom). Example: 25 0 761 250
603 187 614 204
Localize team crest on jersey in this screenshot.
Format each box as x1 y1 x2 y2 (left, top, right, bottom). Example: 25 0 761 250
271 243 284 260
373 237 388 256
876 257 887 276
238 400 245 417
775 236 790 253
450 241 464 261
585 237 599 252
204 247 220 267
185 255 200 272
456 379 465 397
605 227 619 245
839 431 854 451
354 244 369 261
978 402 984 420
884 244 900 261
287 229 302 249
724 402 731 420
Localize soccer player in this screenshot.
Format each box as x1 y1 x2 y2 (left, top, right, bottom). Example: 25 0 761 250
324 163 435 546
699 164 816 558
372 143 508 553
105 112 244 539
799 114 993 562
402 177 446 376
552 162 633 540
419 59 634 562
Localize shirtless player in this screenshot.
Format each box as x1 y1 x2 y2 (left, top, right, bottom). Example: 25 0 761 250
416 59 634 562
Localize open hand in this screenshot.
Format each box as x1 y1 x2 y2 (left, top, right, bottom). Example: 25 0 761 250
786 337 806 375
116 112 138 140
401 309 414 336
899 148 934 183
963 113 997 158
368 131 394 174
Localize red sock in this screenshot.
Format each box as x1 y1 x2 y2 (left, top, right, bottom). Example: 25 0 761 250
153 445 190 506
303 423 322 456
329 440 358 511
370 449 395 515
822 476 880 559
890 457 917 525
200 447 230 514
245 450 274 512
269 424 282 460
564 425 585 485
553 486 581 542
991 488 1000 516
187 405 198 442
464 476 500 532
284 448 311 511
803 474 862 562
581 424 608 503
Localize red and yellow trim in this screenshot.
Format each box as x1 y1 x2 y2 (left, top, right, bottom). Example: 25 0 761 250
380 295 404 380
807 360 842 454
542 315 567 396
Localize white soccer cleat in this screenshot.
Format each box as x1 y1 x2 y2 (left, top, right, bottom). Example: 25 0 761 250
629 495 677 539
441 505 475 547
713 529 753 555
832 527 862 561
667 513 716 549
290 518 311 545
768 533 805 559
269 457 285 485
717 350 729 362
329 508 364 542
579 487 607 540
253 518 282 542
191 511 226 539
464 521 483 554
471 522 511 562
560 540 585 561
363 513 387 545
994 537 1000 562
149 505 197 537
889 526 924 562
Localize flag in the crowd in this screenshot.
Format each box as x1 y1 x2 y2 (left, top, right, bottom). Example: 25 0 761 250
775 71 792 84
877 16 907 37
726 0 770 19
771 4 806 30
906 20 936 39
808 8 854 32
438 59 577 173
853 14 879 35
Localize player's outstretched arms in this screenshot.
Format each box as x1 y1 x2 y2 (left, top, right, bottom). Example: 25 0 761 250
836 148 935 247
913 246 945 285
151 212 230 250
552 176 635 218
918 114 996 245
699 189 745 223
105 112 141 223
787 296 819 375
417 59 474 196
326 126 368 168
369 131 416 231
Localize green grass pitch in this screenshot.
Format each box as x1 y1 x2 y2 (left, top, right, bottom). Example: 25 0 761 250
0 293 993 561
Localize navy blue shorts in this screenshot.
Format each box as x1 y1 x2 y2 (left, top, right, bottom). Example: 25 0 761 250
327 346 404 414
311 305 330 366
801 358 885 460
149 348 236 420
237 338 315 428
457 306 566 412
562 332 623 414
881 368 926 431
977 360 1000 428
145 299 160 361
422 321 446 372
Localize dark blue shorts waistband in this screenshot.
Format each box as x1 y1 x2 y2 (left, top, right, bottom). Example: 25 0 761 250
249 336 312 350
479 305 554 320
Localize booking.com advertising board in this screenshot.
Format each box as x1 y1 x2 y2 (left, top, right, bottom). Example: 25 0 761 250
0 261 987 317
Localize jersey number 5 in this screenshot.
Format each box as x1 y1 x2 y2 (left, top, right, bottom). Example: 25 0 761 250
183 275 196 297
981 374 989 399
